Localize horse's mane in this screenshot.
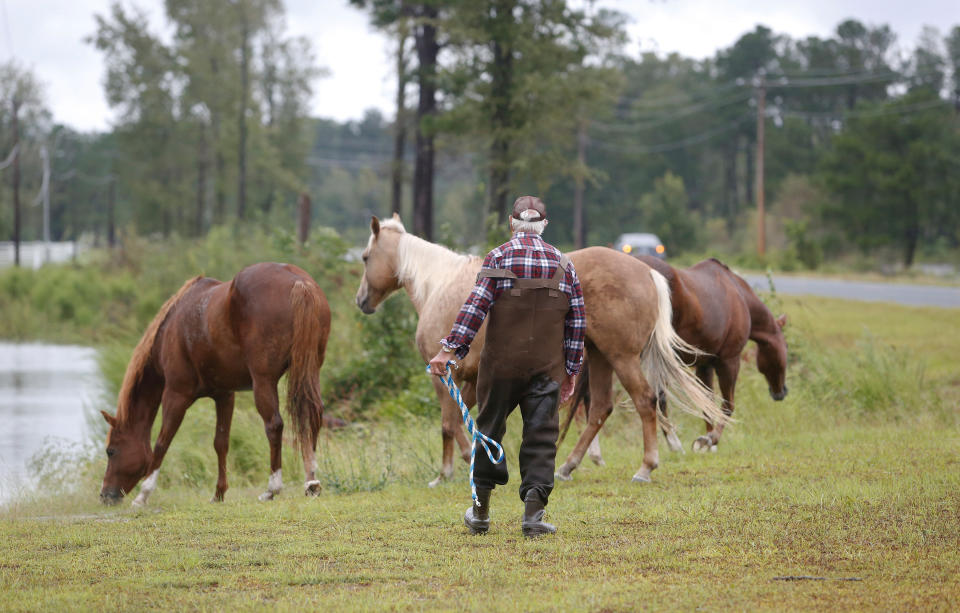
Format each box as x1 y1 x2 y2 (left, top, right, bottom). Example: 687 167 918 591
380 217 481 306
116 276 203 423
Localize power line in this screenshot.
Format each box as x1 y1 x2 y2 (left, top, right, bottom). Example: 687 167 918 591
594 90 752 132
590 113 753 155
779 98 947 120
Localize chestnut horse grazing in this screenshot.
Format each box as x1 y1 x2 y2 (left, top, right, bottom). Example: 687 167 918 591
564 256 787 462
99 263 331 506
641 256 787 451
355 215 726 485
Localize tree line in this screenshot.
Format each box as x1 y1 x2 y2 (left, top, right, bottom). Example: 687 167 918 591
2 1 959 268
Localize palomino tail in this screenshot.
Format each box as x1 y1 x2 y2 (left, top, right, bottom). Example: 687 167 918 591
285 280 331 451
641 269 729 430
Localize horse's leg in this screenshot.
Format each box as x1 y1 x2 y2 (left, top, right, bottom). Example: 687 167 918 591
212 392 235 502
133 388 193 507
692 364 719 453
557 351 614 481
587 431 605 466
301 400 322 497
252 376 284 501
695 358 738 452
656 389 683 452
615 364 660 483
428 376 464 488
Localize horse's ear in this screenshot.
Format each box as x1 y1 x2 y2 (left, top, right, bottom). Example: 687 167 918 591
776 314 787 329
371 216 381 237
100 410 118 428
391 212 401 222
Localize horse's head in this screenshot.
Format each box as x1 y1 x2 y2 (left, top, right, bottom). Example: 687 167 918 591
355 214 404 314
756 313 788 401
99 410 152 504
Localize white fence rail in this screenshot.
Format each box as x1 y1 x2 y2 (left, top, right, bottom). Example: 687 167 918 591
0 241 85 270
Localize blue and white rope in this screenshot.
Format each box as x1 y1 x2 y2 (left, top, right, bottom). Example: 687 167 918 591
427 361 505 506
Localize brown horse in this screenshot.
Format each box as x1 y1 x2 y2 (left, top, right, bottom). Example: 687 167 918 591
355 215 726 485
99 262 331 506
563 256 787 462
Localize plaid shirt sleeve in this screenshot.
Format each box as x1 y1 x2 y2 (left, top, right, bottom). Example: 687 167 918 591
440 250 500 359
562 262 586 377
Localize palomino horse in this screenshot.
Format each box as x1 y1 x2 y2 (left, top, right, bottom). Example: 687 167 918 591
355 215 726 485
99 262 331 505
562 256 787 466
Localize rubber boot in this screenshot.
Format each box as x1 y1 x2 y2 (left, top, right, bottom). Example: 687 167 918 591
463 488 491 535
521 493 556 538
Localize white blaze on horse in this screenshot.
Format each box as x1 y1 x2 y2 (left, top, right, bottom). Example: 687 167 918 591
355 214 727 485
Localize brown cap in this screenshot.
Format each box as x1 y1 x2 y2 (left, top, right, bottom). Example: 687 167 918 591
511 196 547 222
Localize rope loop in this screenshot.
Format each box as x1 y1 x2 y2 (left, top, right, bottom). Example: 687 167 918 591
427 361 505 506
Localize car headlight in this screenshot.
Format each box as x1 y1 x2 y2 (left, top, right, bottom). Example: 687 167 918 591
655 244 665 254
622 244 633 254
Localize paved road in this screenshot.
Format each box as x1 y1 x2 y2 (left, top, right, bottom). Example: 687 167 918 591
740 274 960 309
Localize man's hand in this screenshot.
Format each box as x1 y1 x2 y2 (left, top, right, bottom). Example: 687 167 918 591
428 348 455 376
560 373 577 403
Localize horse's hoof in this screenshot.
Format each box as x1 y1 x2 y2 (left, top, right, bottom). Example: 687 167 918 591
427 476 443 488
692 436 713 453
131 498 146 508
555 469 573 482
710 444 718 453
258 491 276 502
304 480 322 496
210 495 224 503
631 474 652 484
588 456 606 467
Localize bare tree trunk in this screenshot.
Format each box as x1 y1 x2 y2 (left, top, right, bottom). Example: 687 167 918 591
392 19 409 217
237 15 250 220
196 125 208 236
11 97 20 267
412 5 438 240
487 5 515 226
572 119 588 249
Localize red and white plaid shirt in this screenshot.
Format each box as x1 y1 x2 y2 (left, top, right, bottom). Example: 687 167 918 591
441 232 586 376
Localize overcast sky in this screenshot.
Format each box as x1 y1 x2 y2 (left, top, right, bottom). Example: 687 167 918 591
0 0 954 132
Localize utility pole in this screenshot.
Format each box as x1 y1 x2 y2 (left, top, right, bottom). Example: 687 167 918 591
754 72 766 257
11 95 21 267
572 118 588 249
297 192 311 245
38 145 51 263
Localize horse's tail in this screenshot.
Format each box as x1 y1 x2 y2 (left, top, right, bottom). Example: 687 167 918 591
640 269 728 430
558 359 590 446
285 280 331 451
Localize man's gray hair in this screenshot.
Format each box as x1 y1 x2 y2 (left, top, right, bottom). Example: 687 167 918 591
510 218 548 234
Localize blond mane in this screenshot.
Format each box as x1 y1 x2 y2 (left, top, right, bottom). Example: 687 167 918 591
377 218 481 309
115 276 203 423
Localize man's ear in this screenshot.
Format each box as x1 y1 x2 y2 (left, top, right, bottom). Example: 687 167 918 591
776 314 787 329
101 410 118 427
371 216 381 237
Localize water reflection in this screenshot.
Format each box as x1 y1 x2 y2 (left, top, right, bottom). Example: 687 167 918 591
0 342 105 502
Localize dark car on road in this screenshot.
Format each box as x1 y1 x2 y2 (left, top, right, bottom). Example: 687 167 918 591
613 233 666 259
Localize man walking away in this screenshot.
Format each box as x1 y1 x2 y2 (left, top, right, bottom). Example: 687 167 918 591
429 196 586 538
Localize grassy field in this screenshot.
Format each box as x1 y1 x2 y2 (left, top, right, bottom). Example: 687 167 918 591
1 294 958 611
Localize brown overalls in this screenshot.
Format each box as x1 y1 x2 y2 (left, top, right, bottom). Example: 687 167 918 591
473 256 571 506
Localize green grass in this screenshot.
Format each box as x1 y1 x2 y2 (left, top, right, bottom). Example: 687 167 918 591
2 287 959 610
